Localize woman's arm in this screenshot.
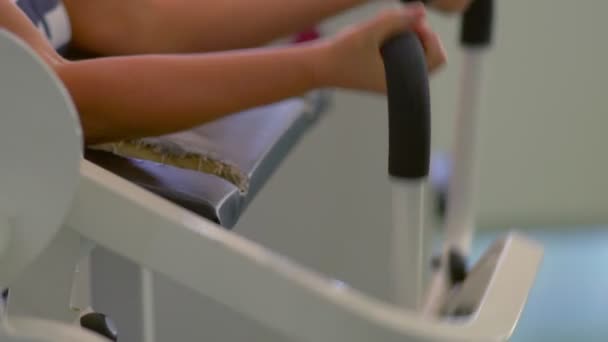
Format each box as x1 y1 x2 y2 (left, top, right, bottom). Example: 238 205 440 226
57 46 324 143
2 1 444 145
0 0 321 142
58 5 445 145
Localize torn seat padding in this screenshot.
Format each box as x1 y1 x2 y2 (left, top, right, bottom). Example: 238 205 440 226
85 91 330 228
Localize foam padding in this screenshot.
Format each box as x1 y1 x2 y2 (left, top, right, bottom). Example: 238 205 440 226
86 91 331 228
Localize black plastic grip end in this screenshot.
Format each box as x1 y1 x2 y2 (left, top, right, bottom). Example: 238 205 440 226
460 0 494 47
381 33 431 179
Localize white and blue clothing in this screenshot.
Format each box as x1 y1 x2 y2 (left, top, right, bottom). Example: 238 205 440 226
14 0 71 53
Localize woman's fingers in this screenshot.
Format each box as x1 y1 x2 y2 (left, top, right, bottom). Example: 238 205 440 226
369 3 426 42
371 4 446 72
413 21 447 71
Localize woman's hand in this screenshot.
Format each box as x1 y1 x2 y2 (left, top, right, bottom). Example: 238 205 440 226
314 3 446 93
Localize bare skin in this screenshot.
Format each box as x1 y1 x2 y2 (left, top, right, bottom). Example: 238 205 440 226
60 0 470 55
0 1 458 144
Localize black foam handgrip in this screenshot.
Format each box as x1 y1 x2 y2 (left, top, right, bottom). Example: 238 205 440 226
461 0 494 46
381 33 431 179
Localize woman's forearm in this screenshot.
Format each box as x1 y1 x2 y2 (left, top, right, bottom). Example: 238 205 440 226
56 43 326 144
64 0 367 55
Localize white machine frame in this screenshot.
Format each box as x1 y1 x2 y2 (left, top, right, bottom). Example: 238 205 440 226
0 19 542 342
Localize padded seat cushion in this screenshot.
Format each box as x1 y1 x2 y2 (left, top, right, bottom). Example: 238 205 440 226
86 91 331 228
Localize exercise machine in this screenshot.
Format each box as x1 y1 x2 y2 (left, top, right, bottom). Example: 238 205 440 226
0 1 542 341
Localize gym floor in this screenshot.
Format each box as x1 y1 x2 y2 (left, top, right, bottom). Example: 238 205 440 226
474 226 608 341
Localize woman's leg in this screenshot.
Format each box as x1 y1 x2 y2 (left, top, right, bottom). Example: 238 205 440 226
63 0 368 55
